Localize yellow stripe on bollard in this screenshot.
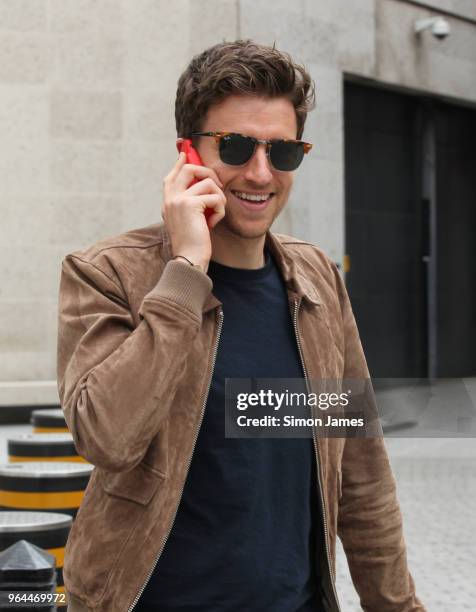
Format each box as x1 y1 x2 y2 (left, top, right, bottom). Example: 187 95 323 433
10 456 88 463
33 427 70 433
0 490 84 508
46 545 65 567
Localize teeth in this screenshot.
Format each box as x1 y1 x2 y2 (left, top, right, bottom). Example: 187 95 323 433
233 191 271 202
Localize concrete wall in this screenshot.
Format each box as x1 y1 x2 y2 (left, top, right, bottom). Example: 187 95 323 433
0 0 475 402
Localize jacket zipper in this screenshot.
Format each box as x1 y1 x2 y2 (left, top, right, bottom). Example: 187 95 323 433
128 307 224 611
292 297 341 612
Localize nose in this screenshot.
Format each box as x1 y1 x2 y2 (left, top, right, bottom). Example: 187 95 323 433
243 144 274 185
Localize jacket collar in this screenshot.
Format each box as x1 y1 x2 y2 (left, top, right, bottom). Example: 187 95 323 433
158 223 322 312
264 231 322 307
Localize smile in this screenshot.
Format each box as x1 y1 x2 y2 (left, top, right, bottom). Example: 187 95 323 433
231 190 274 202
231 190 274 211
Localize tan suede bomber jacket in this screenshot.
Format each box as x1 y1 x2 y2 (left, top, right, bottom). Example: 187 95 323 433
56 222 425 612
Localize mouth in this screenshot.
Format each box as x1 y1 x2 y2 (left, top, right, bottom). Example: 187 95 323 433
230 189 275 211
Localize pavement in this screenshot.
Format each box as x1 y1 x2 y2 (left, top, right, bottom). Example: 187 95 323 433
336 437 476 611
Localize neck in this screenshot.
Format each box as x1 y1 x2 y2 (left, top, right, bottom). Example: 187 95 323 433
210 230 267 269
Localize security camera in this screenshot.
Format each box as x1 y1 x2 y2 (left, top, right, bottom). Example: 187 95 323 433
432 17 450 39
415 16 450 40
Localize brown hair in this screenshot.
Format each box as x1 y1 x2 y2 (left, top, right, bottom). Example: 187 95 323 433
175 40 316 140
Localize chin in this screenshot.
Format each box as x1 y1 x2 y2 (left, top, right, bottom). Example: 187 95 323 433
220 216 271 240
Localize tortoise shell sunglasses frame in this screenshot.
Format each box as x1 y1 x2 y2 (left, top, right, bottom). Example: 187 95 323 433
190 131 313 172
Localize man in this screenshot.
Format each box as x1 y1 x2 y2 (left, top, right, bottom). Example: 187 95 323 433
58 40 424 611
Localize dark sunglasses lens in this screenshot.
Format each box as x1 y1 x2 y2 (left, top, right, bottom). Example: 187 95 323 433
270 141 305 171
219 135 255 165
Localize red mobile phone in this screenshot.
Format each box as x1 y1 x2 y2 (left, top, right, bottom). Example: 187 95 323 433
177 139 214 225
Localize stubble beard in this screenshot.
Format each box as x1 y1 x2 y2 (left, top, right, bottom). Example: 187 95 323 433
215 197 282 240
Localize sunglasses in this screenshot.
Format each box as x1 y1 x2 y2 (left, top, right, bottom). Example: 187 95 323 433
190 131 312 172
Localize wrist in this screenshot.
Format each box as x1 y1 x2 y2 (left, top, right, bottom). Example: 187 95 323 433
173 254 209 274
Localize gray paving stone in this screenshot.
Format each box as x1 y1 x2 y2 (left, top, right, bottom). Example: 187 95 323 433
336 439 476 610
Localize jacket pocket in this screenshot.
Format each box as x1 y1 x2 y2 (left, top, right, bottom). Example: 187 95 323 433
64 467 153 605
99 460 165 505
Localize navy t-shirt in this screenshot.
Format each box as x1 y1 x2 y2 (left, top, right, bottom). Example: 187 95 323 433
135 248 322 611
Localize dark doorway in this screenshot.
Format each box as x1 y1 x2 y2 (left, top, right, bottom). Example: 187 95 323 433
435 103 476 376
344 83 426 378
344 81 476 378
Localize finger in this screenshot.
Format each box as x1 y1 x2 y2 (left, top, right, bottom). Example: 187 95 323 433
207 203 226 228
175 164 223 191
194 193 226 212
186 176 224 198
165 152 187 182
163 192 224 217
193 194 225 224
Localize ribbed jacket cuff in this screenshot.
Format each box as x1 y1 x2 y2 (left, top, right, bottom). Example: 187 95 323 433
142 259 212 319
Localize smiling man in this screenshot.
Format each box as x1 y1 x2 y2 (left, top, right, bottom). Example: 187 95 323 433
183 95 297 267
58 41 424 612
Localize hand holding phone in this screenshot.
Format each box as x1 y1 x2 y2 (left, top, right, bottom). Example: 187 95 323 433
161 140 226 272
176 139 214 226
